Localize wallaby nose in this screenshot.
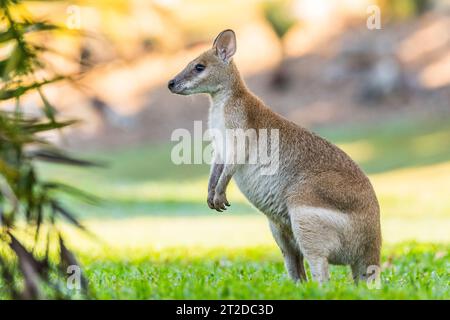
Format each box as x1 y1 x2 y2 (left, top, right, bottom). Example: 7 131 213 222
168 79 175 90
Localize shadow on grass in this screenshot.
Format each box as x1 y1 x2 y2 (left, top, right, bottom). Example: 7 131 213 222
38 116 450 220
48 115 450 184
69 199 257 219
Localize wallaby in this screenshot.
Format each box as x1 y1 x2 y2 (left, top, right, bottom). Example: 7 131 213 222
168 30 381 284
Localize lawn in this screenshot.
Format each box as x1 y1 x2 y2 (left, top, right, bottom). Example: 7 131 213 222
5 116 450 299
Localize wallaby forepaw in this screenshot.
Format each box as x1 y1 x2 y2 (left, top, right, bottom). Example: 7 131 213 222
212 193 229 212
207 192 215 209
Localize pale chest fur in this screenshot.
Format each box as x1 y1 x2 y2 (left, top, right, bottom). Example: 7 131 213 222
208 96 290 224
208 104 225 135
208 95 227 160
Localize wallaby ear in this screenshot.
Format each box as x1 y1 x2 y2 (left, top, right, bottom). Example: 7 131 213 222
213 29 236 63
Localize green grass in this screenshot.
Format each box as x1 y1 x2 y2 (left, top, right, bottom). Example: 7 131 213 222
83 243 448 299
4 115 450 299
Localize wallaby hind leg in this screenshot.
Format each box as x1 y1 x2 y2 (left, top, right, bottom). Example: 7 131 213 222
290 205 351 284
351 257 381 285
307 256 329 284
269 221 307 282
351 262 367 284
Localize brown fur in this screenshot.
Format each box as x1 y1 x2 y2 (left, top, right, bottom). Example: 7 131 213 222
169 30 381 284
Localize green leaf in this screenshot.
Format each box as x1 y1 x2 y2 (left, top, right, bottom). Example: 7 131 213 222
23 119 77 134
0 29 15 43
0 76 64 100
50 200 87 232
43 181 100 205
37 88 56 123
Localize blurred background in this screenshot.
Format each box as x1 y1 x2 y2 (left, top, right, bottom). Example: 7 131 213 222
8 0 450 147
1 0 449 298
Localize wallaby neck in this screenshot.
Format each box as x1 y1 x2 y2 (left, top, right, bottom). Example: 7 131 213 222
209 61 247 109
210 90 231 110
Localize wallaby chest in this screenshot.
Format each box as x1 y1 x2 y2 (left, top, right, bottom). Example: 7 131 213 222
234 162 290 224
209 96 290 224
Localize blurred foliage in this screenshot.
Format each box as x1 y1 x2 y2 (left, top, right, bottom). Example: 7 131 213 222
0 0 95 299
262 0 296 39
71 0 184 57
377 0 432 20
262 0 297 89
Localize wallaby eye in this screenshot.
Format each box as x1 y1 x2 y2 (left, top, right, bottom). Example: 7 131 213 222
195 64 205 72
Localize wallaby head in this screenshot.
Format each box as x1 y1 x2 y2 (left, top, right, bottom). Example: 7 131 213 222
168 29 238 95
